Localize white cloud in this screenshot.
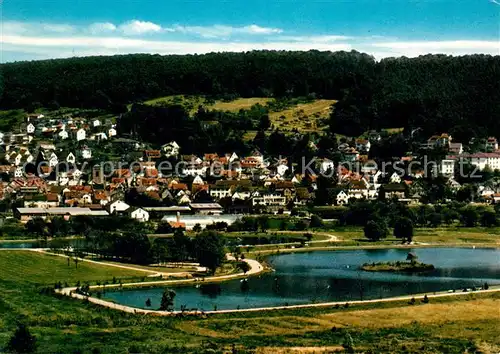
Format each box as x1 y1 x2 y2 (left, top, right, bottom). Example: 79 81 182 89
278 35 351 43
168 24 283 38
369 40 500 57
87 22 117 34
118 20 162 35
244 25 282 35
41 23 75 33
2 21 74 35
1 19 499 62
0 34 351 62
2 21 31 35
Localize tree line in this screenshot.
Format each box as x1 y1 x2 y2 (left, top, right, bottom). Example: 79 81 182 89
1 51 499 140
337 200 500 229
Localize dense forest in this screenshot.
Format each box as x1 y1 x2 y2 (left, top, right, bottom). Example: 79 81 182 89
1 50 499 140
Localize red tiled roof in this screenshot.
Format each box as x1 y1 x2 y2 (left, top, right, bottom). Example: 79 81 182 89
169 221 186 229
94 192 108 200
464 152 500 159
140 178 157 186
144 150 161 158
46 193 59 202
146 191 161 200
40 166 51 174
171 183 188 190
145 169 159 178
204 153 219 161
69 185 92 193
222 170 238 178
113 169 131 178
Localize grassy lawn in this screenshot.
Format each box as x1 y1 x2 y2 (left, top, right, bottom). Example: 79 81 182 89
176 292 500 353
0 251 147 286
0 109 25 131
414 227 500 245
327 227 500 246
0 248 499 352
245 227 500 256
90 259 197 273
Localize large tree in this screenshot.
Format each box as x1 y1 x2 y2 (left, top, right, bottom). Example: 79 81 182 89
393 217 414 242
159 289 176 311
193 231 226 274
364 219 388 241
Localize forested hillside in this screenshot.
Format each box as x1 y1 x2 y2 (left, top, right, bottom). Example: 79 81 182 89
1 51 499 139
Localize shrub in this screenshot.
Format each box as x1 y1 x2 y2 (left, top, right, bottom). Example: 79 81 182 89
6 324 37 353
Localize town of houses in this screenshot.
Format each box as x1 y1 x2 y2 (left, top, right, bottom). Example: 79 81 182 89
2 113 500 230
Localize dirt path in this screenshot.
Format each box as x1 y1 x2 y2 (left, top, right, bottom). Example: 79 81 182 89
37 250 204 277
55 247 499 317
60 284 500 316
56 256 264 309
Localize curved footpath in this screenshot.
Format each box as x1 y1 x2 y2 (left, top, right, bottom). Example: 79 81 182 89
56 257 264 305
36 249 207 277
55 252 500 316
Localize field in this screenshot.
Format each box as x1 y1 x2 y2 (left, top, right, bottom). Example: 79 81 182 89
269 99 335 133
414 227 500 245
140 95 335 137
243 227 500 256
212 97 270 111
1 248 499 352
141 95 270 113
0 251 147 285
0 109 25 131
312 227 500 246
178 294 500 353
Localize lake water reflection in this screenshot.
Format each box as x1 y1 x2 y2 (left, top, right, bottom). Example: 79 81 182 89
105 247 500 311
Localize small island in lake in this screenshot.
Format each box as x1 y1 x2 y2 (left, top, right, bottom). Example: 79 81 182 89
361 252 435 273
361 261 435 272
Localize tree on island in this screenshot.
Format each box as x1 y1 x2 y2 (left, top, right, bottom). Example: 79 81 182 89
159 289 176 311
364 218 388 241
406 252 418 264
6 323 37 353
393 217 414 243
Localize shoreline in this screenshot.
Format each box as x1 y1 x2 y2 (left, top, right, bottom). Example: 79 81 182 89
53 245 500 316
56 256 265 294
0 236 85 243
57 280 500 316
248 242 500 256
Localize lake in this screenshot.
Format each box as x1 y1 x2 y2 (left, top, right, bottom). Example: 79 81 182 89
0 238 85 249
105 247 500 311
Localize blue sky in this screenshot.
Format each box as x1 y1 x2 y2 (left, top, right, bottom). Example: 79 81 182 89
1 0 499 62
